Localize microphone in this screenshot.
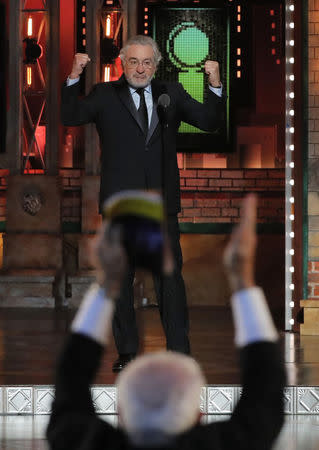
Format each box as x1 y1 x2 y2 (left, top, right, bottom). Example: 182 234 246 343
158 93 170 109
157 94 171 127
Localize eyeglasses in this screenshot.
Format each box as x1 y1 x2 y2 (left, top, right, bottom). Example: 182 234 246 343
125 58 155 69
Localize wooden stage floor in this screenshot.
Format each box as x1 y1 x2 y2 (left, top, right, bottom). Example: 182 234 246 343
0 305 316 386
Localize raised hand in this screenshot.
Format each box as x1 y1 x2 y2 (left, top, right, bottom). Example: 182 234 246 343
90 222 127 299
69 53 91 79
223 194 257 292
204 60 221 88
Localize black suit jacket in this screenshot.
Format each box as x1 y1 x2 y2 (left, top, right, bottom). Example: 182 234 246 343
61 76 226 214
47 334 285 450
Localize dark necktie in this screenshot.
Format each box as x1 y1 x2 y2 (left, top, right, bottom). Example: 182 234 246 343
136 87 149 136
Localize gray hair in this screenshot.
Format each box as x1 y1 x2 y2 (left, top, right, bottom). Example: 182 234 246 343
119 35 162 66
117 351 205 445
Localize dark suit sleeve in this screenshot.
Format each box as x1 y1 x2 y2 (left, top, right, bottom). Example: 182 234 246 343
207 341 286 450
175 82 226 132
46 333 114 450
61 81 103 126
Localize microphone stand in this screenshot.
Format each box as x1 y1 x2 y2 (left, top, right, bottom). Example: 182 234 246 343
159 111 169 214
157 94 170 214
157 97 170 327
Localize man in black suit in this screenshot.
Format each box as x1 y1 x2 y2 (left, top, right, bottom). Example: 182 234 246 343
46 193 285 450
62 35 225 371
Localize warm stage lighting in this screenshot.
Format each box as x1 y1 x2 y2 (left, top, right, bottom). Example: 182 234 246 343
27 66 32 87
105 14 111 37
27 16 33 37
104 65 110 82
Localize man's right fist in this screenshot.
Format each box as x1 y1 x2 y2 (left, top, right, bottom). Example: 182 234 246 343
69 53 91 79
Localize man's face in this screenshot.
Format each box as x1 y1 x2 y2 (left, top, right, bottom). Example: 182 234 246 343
123 44 157 88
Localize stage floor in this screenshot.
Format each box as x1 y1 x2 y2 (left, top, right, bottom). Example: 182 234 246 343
0 305 315 386
0 415 319 450
1 415 319 450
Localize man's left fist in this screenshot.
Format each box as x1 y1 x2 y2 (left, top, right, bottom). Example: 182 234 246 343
204 60 221 88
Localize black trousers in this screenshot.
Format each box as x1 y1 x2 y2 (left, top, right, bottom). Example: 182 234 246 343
112 215 190 355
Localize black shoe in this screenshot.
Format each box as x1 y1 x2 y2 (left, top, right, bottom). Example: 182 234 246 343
112 354 135 373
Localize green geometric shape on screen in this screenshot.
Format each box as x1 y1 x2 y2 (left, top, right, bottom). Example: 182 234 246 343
178 71 204 133
167 22 209 69
174 27 209 67
167 22 209 134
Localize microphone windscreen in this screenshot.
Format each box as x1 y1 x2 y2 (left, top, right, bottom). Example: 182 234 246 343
158 93 170 108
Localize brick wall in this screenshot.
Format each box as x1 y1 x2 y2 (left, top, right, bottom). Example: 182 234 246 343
0 168 284 226
60 169 83 224
59 168 284 225
179 168 284 223
308 0 319 299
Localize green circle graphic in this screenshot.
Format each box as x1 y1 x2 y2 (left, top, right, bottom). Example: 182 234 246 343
173 26 209 67
167 22 209 69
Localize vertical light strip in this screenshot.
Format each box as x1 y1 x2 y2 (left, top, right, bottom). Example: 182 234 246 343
82 0 86 47
144 7 149 35
285 1 295 330
27 66 32 87
27 16 33 37
237 5 241 78
104 65 110 82
105 14 111 37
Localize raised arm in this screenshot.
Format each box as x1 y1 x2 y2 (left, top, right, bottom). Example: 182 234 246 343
61 53 102 126
217 194 286 450
176 60 226 132
46 223 127 450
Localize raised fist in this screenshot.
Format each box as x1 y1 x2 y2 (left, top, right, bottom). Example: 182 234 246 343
69 53 91 79
204 60 221 88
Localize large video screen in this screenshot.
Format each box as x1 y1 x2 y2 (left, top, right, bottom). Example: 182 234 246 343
151 7 230 152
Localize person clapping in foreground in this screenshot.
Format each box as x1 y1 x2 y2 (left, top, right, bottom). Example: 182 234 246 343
46 192 285 450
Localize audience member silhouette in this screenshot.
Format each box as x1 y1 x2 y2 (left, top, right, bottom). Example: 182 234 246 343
47 193 285 450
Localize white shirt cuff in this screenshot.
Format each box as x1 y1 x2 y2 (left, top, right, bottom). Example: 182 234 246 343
66 77 80 87
208 84 223 97
231 287 278 347
71 283 114 346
